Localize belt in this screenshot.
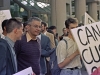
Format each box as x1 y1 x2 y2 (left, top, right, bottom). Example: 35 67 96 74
67 67 78 70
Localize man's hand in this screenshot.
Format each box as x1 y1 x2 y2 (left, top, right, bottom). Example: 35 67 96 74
74 50 80 56
33 72 36 75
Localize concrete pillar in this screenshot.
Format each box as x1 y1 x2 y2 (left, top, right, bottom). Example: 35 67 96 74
88 2 97 21
0 0 10 10
75 0 86 23
51 0 56 27
99 2 100 20
51 0 67 35
0 0 3 7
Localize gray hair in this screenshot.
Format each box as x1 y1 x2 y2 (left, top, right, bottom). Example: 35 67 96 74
27 17 42 25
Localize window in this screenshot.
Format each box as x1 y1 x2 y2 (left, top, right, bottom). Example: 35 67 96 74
72 1 74 6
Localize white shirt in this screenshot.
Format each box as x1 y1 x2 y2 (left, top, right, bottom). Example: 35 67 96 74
44 31 47 35
0 33 5 39
37 34 41 40
56 37 82 69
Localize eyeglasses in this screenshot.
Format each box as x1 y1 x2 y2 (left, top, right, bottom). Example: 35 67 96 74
28 24 41 28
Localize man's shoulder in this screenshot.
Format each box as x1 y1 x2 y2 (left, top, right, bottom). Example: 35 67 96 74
46 32 53 36
0 39 8 50
15 35 27 46
41 34 49 39
17 35 26 41
0 39 7 44
46 32 54 39
58 37 69 47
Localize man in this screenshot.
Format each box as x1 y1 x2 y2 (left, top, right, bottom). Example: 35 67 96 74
56 18 82 75
0 18 23 75
41 22 56 75
23 21 28 34
0 19 8 39
15 17 42 75
48 26 58 46
41 22 55 49
62 28 68 36
48 26 57 36
59 28 68 40
37 33 55 75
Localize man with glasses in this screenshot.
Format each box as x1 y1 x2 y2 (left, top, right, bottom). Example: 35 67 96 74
15 17 41 75
56 18 82 75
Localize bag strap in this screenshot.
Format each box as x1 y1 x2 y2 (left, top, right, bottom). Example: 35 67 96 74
62 39 68 50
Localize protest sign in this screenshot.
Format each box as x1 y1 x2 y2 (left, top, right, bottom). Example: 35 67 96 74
13 67 34 75
71 22 100 75
0 10 11 34
84 12 96 25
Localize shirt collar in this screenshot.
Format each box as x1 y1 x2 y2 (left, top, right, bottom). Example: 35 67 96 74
26 32 33 42
26 32 38 42
63 36 71 40
0 33 5 39
5 36 14 48
44 31 47 35
37 34 41 40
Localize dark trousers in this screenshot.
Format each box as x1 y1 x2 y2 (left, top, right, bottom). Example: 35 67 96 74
45 60 52 75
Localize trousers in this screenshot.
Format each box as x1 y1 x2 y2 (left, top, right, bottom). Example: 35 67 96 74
60 68 81 75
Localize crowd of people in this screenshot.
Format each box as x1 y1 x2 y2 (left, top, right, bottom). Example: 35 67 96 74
0 17 88 75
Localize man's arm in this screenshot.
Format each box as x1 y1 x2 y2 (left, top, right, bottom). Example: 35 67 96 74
58 50 79 68
0 43 7 74
50 34 55 49
56 40 80 68
41 38 55 57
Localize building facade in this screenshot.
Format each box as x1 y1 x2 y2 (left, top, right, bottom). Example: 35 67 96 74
0 0 100 35
51 0 100 35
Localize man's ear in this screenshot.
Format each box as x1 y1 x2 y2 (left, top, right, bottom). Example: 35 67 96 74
66 28 69 33
13 28 18 34
26 25 30 31
4 27 6 31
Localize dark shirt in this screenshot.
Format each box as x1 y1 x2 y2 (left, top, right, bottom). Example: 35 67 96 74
15 35 41 75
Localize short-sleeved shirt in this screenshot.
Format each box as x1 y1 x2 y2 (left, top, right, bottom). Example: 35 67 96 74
56 37 82 69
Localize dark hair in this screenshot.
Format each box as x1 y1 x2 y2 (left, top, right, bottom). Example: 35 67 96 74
65 18 78 29
5 18 22 33
47 29 54 34
27 17 42 25
41 21 47 27
48 26 56 30
78 23 84 27
23 21 28 28
2 19 9 31
62 28 66 31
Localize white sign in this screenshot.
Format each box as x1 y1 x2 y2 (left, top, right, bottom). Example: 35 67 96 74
0 10 11 34
13 67 34 75
84 12 96 25
71 22 100 75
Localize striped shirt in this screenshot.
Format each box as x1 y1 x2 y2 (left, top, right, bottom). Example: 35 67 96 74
15 33 41 75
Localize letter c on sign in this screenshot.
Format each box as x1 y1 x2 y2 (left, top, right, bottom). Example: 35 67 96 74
82 49 93 64
77 29 88 46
